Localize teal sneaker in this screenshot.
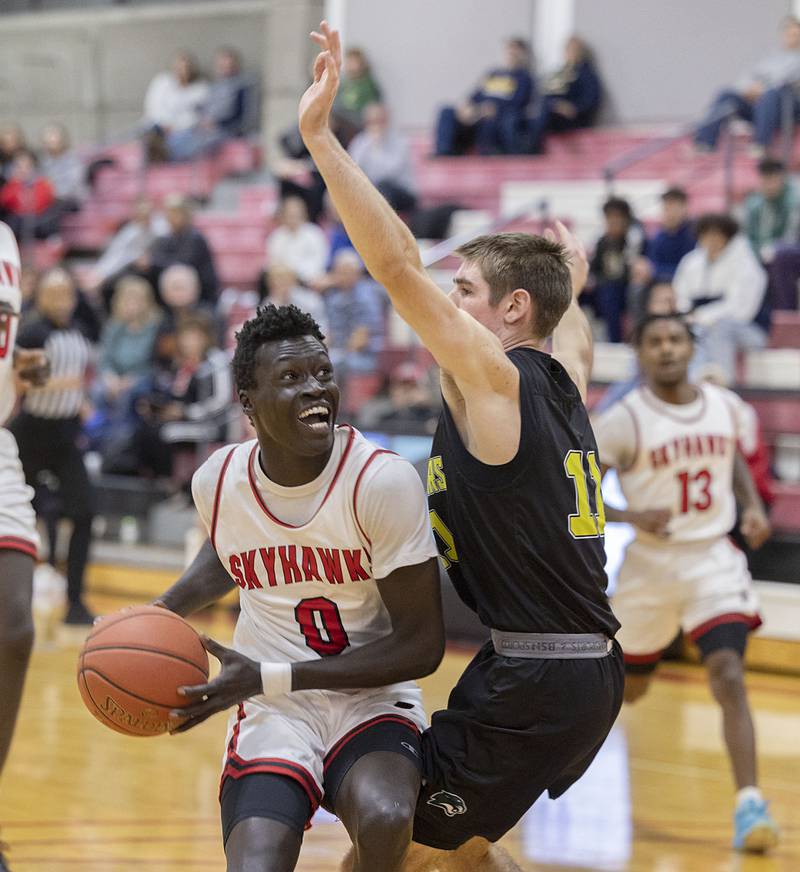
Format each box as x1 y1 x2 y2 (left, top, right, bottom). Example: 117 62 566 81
734 798 779 853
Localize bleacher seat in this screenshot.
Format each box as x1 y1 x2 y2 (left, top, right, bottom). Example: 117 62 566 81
744 349 800 390
770 311 800 350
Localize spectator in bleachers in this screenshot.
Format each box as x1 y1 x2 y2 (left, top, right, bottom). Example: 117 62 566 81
153 263 220 371
0 149 61 241
694 17 800 155
88 197 169 309
356 362 440 434
264 195 329 288
332 47 382 144
88 275 162 452
39 123 86 213
10 267 95 624
262 262 328 334
434 37 533 156
324 249 385 376
639 187 696 281
166 47 254 161
347 103 417 212
142 51 209 163
148 193 218 304
742 158 800 262
0 122 26 182
525 36 602 154
674 214 768 381
129 312 232 479
589 197 646 342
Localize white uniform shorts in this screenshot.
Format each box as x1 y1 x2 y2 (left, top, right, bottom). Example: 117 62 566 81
219 681 426 831
0 428 39 558
613 536 760 667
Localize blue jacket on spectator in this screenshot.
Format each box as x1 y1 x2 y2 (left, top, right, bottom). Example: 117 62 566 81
554 60 601 124
647 221 696 279
471 68 534 115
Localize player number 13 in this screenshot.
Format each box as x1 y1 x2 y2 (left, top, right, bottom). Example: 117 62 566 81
564 450 606 539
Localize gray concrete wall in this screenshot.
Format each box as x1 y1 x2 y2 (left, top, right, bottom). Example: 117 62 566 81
574 0 791 123
0 0 322 151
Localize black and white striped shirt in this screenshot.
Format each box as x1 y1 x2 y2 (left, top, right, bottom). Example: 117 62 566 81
17 317 92 419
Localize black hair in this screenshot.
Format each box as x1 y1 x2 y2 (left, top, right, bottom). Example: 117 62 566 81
758 157 785 176
602 197 632 219
633 312 694 346
661 186 688 203
232 304 326 392
694 212 739 241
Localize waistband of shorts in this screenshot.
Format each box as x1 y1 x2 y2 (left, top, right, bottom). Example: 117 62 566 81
490 630 612 659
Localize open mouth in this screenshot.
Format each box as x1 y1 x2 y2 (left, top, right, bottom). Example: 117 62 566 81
297 404 332 433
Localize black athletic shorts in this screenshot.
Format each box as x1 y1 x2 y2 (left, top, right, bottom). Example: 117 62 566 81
413 639 625 850
220 716 422 844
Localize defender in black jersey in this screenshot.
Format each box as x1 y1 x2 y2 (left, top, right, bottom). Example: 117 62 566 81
300 23 623 871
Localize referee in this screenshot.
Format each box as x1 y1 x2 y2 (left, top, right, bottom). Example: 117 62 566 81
10 267 95 625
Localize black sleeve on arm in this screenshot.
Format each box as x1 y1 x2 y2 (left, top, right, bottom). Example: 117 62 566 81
155 538 236 618
290 557 444 691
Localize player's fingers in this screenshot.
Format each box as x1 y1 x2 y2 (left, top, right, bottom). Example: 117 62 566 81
169 713 212 734
310 31 326 48
200 635 228 659
177 681 213 698
543 227 556 243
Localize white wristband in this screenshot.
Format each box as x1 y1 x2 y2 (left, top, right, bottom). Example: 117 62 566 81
260 661 293 697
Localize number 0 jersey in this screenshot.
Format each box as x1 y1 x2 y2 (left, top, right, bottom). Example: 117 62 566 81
592 383 756 545
0 223 22 426
427 347 619 636
192 425 438 670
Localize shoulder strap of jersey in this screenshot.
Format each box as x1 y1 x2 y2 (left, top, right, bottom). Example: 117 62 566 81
210 446 238 550
618 396 641 471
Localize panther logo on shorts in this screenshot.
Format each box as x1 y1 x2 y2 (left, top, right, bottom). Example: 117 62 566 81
427 790 467 817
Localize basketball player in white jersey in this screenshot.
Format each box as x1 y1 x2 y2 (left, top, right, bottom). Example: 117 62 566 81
152 304 443 872
0 222 49 872
592 313 779 853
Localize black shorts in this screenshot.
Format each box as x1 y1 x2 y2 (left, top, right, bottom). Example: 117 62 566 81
220 716 422 845
625 621 753 675
413 640 624 850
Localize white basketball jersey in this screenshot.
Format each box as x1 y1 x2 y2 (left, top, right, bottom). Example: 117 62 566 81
0 224 22 426
193 425 436 671
594 384 752 544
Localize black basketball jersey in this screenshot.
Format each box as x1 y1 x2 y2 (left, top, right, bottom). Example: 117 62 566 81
427 347 619 636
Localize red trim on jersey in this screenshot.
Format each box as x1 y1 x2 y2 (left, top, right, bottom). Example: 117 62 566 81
210 447 237 551
247 425 356 529
0 536 37 558
323 714 420 774
618 398 641 471
639 384 708 424
352 449 396 549
623 649 664 665
688 611 763 642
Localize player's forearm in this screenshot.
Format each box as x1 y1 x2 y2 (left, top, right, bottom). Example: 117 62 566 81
733 450 763 513
155 539 235 617
290 622 445 692
552 298 593 395
301 129 451 330
603 503 630 524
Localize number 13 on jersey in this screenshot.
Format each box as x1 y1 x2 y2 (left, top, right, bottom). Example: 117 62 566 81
564 450 605 539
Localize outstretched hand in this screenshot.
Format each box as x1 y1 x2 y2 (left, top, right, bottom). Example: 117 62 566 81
545 220 589 299
298 20 342 140
169 636 261 734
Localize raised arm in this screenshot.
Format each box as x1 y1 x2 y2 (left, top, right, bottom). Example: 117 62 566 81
297 22 513 391
549 221 593 401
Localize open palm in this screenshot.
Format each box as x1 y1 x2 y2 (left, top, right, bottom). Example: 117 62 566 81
298 20 342 139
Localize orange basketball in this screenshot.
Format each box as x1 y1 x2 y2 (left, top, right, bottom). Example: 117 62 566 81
77 605 209 737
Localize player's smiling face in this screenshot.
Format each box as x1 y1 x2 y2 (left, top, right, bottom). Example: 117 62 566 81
241 335 340 456
637 318 693 388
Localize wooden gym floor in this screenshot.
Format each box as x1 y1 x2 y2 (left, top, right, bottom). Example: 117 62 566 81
1 578 799 871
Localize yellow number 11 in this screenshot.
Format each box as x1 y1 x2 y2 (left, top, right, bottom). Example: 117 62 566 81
564 450 606 539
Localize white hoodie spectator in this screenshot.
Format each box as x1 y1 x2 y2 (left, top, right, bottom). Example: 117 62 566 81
673 216 768 381
266 196 329 286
